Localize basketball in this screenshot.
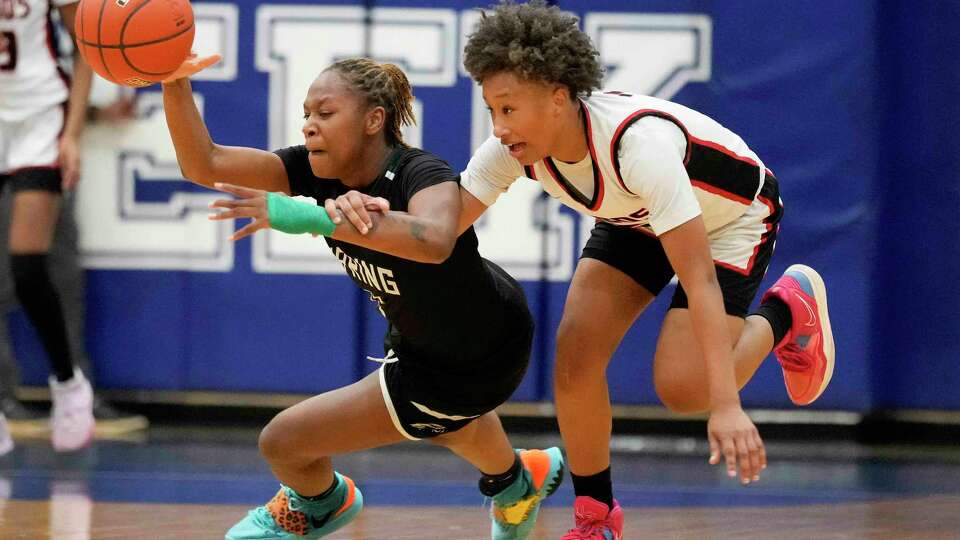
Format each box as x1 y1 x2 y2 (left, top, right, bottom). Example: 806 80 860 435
74 0 195 88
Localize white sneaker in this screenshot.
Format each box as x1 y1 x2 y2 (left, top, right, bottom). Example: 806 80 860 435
49 369 94 452
0 413 13 457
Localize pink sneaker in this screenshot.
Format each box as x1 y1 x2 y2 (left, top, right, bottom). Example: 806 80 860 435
49 370 94 452
761 264 835 406
560 497 623 540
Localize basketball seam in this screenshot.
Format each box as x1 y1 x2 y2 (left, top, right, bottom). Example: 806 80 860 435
95 0 116 82
119 0 160 77
76 21 194 50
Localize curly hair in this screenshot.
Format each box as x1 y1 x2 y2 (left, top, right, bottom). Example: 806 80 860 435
463 0 603 97
325 58 417 147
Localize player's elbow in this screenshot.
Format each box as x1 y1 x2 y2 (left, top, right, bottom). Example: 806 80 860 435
176 147 224 188
424 228 457 264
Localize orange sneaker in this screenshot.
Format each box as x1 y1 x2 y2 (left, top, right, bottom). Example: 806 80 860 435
491 447 565 539
226 473 362 539
761 264 835 405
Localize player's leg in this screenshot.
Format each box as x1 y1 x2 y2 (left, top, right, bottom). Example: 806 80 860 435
554 259 647 540
228 370 405 540
653 174 833 411
653 176 782 413
555 223 672 540
652 308 759 413
6 106 94 452
554 258 652 478
430 410 565 540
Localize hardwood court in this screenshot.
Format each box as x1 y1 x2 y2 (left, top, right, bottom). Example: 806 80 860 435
1 427 959 539
1 497 959 539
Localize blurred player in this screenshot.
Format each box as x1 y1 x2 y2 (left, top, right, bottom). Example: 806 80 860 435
0 0 96 452
161 55 564 539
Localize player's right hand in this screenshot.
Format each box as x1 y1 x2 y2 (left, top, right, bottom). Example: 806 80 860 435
707 405 766 485
161 53 222 84
324 191 390 235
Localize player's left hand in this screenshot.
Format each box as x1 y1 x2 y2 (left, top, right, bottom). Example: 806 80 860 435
707 405 766 485
161 52 222 84
208 182 270 241
58 134 81 190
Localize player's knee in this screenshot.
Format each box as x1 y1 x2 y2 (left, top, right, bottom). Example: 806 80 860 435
554 352 606 395
258 413 301 462
654 376 709 414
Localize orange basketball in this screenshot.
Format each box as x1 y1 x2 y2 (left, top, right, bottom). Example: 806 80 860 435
74 0 195 88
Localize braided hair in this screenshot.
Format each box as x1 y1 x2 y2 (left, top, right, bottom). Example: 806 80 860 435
325 58 416 147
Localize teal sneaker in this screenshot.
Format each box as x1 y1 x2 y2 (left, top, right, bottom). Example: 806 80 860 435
226 473 363 539
491 447 565 540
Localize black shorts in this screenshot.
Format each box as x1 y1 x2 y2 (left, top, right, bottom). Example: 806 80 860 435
581 173 783 317
0 168 63 194
378 324 532 440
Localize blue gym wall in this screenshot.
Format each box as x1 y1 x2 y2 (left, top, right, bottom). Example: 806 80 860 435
10 0 960 411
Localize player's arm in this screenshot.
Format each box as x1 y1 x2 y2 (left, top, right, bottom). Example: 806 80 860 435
208 181 460 264
57 1 93 189
626 127 763 484
456 189 489 235
160 70 290 194
658 218 738 408
325 136 515 235
326 182 461 264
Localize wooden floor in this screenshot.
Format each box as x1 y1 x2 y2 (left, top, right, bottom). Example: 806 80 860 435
1 497 959 539
2 426 960 539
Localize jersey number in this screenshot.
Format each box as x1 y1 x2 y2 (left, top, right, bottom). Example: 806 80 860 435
0 32 16 71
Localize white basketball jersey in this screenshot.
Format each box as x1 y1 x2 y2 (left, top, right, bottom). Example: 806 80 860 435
462 91 770 237
525 91 767 234
0 0 75 122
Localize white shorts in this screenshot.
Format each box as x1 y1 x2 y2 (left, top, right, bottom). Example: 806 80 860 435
0 104 64 175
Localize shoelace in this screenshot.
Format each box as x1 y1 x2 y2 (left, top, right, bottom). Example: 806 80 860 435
562 521 607 540
777 342 813 372
561 511 610 540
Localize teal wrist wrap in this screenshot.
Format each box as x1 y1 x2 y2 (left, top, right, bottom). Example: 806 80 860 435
267 192 337 236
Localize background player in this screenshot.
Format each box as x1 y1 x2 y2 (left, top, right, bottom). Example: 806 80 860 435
0 0 96 452
161 55 563 539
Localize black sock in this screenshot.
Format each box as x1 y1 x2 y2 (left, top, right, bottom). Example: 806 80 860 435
478 454 522 497
300 476 341 501
571 467 613 509
753 296 793 347
10 254 75 382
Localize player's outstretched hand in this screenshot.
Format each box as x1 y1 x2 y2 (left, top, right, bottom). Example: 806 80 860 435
324 191 390 235
208 182 270 241
161 53 222 84
707 405 766 485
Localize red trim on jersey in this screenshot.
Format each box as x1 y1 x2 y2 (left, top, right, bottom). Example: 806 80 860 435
714 193 778 276
539 102 605 212
44 4 71 92
689 136 760 169
580 103 605 211
690 179 753 205
609 108 692 196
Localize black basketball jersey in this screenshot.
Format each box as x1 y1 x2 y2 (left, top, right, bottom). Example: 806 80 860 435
275 145 532 369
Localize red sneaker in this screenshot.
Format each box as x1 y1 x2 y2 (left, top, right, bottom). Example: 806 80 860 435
761 264 835 405
560 497 623 540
